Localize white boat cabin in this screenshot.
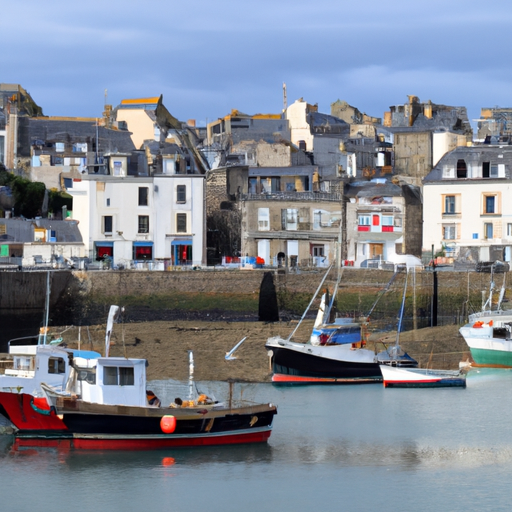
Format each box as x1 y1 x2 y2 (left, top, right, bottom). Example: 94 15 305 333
72 356 148 407
0 343 100 396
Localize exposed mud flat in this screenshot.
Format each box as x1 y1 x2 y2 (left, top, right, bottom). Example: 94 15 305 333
46 320 470 382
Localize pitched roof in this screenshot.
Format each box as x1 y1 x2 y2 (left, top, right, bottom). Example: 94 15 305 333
0 219 83 243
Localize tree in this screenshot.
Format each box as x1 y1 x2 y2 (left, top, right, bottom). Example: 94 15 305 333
9 176 45 218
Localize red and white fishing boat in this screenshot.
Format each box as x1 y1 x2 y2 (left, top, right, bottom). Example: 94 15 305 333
0 348 277 450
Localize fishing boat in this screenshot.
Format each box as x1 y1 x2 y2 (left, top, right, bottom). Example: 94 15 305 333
266 266 417 384
0 350 277 450
380 366 466 388
459 265 512 367
0 272 102 395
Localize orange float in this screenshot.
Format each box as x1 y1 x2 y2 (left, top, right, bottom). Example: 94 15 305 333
160 415 176 434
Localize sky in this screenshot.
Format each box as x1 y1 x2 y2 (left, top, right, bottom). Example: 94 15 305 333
4 0 512 128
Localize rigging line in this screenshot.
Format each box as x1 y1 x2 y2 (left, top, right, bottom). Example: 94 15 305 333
287 263 333 341
365 270 400 320
324 267 343 323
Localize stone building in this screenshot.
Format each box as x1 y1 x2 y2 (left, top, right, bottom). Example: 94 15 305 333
344 180 422 266
241 191 342 269
384 95 472 186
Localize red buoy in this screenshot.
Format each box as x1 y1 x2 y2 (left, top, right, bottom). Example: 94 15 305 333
160 415 176 434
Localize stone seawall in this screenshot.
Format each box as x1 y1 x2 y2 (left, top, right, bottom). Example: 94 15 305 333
0 266 503 350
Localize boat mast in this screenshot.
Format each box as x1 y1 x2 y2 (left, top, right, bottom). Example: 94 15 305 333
395 271 409 347
287 263 333 341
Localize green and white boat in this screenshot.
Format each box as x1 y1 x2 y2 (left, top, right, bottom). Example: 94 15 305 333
459 272 512 367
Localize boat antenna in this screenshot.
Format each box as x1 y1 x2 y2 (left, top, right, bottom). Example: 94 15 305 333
188 350 195 400
483 266 495 311
497 272 506 311
395 271 409 347
104 305 120 357
287 263 333 341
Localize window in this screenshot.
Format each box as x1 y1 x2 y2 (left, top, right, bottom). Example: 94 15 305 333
358 215 371 226
177 185 186 203
48 357 65 374
103 366 134 386
442 166 455 179
248 178 258 194
106 198 110 207
55 142 65 153
443 225 456 240
103 215 113 233
311 245 324 257
138 187 149 206
445 196 455 214
176 213 187 233
77 368 96 384
456 159 467 178
119 367 134 386
103 366 118 385
258 208 270 231
281 209 298 230
313 210 322 230
485 196 496 214
382 216 393 226
138 215 149 233
508 223 512 237
133 244 152 260
484 222 493 239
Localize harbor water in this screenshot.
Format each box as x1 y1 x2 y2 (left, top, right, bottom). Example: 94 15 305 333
1 369 511 512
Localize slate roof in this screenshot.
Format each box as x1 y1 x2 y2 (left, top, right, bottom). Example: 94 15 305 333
387 104 472 135
424 145 512 182
308 112 350 137
345 180 403 198
17 117 136 157
0 219 83 243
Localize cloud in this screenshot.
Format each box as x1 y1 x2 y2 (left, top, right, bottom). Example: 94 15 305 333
3 0 512 126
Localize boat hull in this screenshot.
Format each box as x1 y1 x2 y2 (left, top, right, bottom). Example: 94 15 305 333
380 366 466 388
469 347 512 368
13 429 273 450
460 322 512 367
267 344 382 384
0 391 277 450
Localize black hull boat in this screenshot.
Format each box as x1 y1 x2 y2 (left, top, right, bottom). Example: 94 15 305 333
266 267 417 384
267 338 383 384
0 322 278 450
0 391 277 450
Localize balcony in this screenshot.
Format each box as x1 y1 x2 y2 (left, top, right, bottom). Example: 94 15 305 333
242 191 341 202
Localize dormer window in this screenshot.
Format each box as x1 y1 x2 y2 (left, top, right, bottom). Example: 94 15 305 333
456 159 467 178
483 162 500 178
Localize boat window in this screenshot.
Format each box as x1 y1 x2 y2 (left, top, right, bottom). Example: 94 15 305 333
103 366 134 386
119 367 134 386
77 369 96 384
48 357 66 374
103 366 118 385
13 356 34 371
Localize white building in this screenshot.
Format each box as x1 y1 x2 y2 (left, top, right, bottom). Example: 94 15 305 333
423 145 512 263
68 172 205 269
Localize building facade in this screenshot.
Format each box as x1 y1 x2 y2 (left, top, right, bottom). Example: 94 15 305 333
423 145 512 264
